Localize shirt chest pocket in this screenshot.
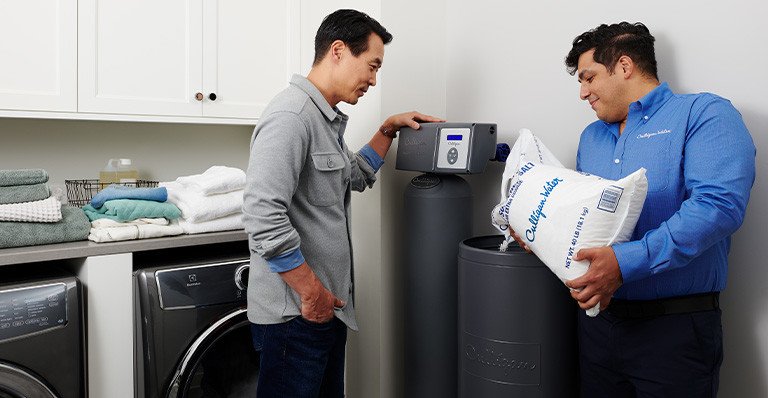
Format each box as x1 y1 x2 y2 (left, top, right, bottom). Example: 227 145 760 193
630 137 672 193
305 152 346 207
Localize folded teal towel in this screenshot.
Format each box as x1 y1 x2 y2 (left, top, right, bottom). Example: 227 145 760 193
0 206 90 248
91 184 168 208
0 169 49 187
0 184 51 205
82 199 181 222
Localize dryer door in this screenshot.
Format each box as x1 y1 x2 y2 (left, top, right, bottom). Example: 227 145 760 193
0 362 57 398
166 308 259 398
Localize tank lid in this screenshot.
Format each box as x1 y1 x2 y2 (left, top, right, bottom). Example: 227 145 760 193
459 235 545 268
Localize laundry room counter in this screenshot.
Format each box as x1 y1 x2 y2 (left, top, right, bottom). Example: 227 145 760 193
0 230 248 266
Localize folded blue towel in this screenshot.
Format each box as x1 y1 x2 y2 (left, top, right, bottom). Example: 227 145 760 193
90 184 168 208
0 169 49 187
83 199 181 222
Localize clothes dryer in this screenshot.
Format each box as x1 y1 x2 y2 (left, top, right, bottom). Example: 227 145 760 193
134 244 259 398
0 273 85 398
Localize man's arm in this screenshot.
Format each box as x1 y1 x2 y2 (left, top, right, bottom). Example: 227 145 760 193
567 97 756 309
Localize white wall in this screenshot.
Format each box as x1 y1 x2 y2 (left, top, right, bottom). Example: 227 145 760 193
432 1 766 396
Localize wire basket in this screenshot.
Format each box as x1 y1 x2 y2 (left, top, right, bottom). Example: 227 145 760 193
65 179 159 207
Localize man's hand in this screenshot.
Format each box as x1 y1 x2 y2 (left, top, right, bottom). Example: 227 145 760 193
300 283 345 323
279 262 345 323
369 111 445 158
509 229 532 253
565 246 623 311
380 111 445 135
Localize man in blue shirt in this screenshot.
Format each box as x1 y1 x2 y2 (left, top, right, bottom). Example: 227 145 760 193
563 22 755 397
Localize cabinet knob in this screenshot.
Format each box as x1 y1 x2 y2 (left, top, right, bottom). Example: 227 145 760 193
195 92 204 101
208 93 217 101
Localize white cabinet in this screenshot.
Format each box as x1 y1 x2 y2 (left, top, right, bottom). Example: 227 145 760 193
78 0 300 120
0 0 77 112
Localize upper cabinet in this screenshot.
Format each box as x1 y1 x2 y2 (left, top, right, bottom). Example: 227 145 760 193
0 0 77 112
78 0 301 121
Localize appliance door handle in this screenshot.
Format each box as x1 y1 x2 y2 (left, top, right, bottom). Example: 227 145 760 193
234 264 249 291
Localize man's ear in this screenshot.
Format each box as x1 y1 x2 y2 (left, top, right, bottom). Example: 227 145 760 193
330 40 346 62
617 55 634 78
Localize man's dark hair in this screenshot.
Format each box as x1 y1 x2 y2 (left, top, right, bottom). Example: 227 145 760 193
565 22 658 80
313 9 393 66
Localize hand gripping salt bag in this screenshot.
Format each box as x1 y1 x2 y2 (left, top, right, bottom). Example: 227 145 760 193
491 129 648 316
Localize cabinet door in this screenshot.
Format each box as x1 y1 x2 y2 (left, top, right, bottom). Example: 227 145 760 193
78 0 204 116
201 0 301 119
0 0 76 112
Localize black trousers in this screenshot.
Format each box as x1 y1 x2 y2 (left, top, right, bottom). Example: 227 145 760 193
578 307 723 398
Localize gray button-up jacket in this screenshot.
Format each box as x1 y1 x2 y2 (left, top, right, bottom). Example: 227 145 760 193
244 75 378 330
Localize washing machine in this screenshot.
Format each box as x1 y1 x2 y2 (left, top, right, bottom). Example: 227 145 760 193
0 269 85 398
134 243 260 398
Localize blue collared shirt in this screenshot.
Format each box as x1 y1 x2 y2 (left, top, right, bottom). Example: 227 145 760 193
577 82 755 300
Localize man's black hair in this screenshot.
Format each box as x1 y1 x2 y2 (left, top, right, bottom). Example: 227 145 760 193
565 22 658 80
313 9 393 66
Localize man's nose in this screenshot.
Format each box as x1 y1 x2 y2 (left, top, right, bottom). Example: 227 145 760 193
579 84 590 101
369 73 377 87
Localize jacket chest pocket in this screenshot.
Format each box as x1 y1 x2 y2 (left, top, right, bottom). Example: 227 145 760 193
305 152 346 207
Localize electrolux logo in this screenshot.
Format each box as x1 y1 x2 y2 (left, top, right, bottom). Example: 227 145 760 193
186 274 201 287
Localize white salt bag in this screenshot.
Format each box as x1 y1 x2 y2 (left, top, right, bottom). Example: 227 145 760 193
491 129 648 316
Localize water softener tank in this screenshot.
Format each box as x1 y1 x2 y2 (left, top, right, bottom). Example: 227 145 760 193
459 235 577 398
403 174 472 398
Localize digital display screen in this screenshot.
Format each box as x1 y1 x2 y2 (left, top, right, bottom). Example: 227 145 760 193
446 135 463 141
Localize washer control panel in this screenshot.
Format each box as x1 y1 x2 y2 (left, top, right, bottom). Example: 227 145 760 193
156 260 249 310
0 283 67 342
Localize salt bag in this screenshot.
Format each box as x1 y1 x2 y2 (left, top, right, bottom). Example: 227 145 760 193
491 129 648 316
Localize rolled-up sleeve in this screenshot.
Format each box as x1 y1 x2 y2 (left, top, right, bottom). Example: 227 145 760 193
243 112 309 266
348 147 379 192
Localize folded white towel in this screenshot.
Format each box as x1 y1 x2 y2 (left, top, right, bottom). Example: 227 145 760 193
175 166 246 196
91 217 170 229
0 196 62 223
160 181 243 223
179 213 244 234
88 219 184 243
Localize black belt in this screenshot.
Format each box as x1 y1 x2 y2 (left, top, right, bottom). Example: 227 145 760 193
607 292 719 318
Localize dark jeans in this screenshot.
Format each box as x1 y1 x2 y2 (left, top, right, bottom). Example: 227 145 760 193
251 316 347 398
578 308 723 398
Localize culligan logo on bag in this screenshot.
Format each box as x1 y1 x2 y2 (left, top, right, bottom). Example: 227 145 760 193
491 129 648 316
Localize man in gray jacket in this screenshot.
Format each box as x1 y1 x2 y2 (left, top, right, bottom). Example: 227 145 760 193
243 9 442 397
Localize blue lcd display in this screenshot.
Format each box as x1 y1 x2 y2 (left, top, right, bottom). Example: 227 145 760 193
446 135 463 141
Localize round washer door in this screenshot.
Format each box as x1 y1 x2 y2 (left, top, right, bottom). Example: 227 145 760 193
166 308 259 398
0 362 58 398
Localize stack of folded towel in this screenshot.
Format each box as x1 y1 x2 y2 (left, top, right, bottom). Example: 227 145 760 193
0 169 90 248
160 166 245 234
82 185 184 243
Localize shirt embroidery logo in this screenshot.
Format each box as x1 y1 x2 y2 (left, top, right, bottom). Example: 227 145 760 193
637 129 672 139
